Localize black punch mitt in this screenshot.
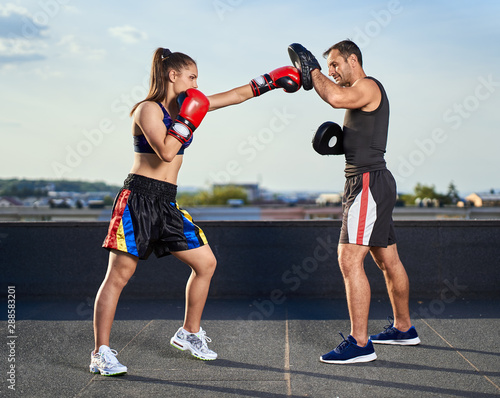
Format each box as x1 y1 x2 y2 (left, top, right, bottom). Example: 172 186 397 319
288 43 321 91
312 121 344 155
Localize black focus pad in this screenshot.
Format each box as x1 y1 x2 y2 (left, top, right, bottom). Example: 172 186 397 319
288 43 320 91
312 121 344 155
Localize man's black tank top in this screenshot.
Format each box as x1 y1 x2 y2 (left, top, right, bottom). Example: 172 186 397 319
342 77 389 178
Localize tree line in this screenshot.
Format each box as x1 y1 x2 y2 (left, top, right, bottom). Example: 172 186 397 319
0 179 121 198
399 182 461 206
0 178 463 207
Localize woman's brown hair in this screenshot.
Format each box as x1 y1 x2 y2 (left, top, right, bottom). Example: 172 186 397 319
130 48 196 116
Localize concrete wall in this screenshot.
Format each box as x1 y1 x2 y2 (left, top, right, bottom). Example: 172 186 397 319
0 220 499 300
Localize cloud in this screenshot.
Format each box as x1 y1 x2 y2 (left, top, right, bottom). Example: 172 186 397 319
56 35 106 61
108 25 147 44
0 37 46 64
57 34 80 53
0 4 48 65
0 52 45 64
0 3 48 39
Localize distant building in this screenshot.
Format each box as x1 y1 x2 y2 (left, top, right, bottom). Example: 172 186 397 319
465 192 500 207
316 193 342 206
0 197 23 207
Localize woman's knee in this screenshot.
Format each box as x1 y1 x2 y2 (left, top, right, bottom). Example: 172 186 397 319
189 253 217 278
106 252 137 288
203 255 217 277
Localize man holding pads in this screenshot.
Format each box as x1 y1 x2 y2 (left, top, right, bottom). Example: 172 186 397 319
289 40 420 364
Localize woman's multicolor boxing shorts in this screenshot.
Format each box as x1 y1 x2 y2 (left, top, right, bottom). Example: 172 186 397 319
103 174 207 259
339 169 397 248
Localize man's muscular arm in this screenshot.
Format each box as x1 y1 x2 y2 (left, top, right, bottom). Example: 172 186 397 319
311 69 380 111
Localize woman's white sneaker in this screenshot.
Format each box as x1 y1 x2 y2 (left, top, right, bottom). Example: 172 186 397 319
89 345 127 376
170 327 217 360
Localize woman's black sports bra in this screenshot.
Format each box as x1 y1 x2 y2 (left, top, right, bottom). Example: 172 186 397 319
134 102 192 155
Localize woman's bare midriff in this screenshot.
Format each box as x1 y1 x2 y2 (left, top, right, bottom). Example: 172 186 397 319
129 152 183 185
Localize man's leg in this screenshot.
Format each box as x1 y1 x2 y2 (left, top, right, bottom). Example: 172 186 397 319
370 244 412 331
338 243 371 346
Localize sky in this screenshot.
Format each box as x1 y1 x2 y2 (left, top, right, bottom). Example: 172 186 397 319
1 0 499 196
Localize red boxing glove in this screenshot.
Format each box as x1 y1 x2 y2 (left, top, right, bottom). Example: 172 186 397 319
168 88 209 144
250 66 301 96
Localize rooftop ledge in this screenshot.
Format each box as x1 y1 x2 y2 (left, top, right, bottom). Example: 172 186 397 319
1 220 499 300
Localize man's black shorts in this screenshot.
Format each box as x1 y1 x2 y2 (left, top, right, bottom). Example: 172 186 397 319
339 169 397 248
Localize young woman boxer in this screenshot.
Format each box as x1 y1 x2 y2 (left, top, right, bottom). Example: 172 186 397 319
89 47 300 376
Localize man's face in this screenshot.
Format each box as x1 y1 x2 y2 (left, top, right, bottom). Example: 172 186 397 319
326 49 351 87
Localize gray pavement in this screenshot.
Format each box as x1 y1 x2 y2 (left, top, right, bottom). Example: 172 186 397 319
1 298 499 397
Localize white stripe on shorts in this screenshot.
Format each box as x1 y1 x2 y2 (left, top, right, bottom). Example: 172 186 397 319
347 172 377 246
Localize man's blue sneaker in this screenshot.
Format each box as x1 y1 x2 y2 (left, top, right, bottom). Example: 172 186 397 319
320 333 377 364
370 317 421 345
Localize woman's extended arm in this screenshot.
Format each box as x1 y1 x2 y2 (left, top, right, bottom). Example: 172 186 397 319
207 84 254 111
207 66 301 111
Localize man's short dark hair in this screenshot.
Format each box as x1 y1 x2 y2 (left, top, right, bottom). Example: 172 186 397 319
323 40 363 67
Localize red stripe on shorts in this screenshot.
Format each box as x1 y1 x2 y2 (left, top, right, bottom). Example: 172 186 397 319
103 189 131 249
356 172 370 245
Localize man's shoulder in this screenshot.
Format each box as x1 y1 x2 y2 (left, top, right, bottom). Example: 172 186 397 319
353 77 382 94
359 77 386 112
364 76 383 87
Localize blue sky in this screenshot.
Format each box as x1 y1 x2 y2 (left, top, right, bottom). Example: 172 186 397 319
1 0 499 196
